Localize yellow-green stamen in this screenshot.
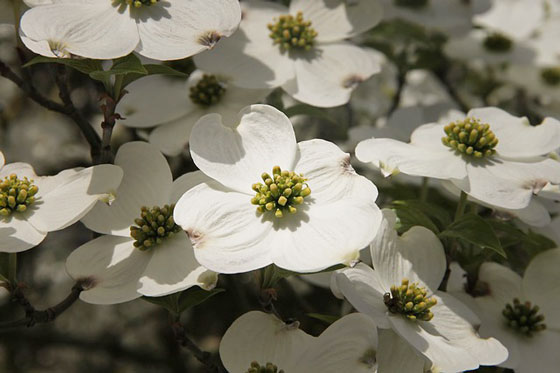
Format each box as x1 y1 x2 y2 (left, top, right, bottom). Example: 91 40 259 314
394 0 429 8
384 278 437 321
0 174 39 216
130 204 181 250
267 12 317 52
246 361 284 373
503 298 546 337
483 32 513 53
251 166 311 219
442 117 499 158
124 0 159 8
189 74 226 107
540 67 560 86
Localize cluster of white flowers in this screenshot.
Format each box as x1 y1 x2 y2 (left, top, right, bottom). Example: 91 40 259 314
1 0 560 372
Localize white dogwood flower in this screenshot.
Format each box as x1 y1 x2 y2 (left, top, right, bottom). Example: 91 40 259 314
118 70 270 156
333 210 508 372
356 107 560 210
66 142 216 304
456 249 560 372
0 151 123 253
219 311 379 373
194 0 383 107
19 0 241 60
173 104 382 274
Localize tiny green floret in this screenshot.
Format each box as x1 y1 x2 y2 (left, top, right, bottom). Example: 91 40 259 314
482 32 513 53
540 67 560 86
442 117 499 158
189 74 226 107
394 0 429 8
503 298 546 337
124 0 159 8
384 278 437 321
0 174 39 216
246 361 284 373
130 204 181 251
268 12 318 52
251 166 311 219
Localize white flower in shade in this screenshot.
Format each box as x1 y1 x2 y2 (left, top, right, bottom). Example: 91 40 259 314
19 0 241 60
118 70 270 156
0 152 122 253
356 107 560 210
193 0 383 108
66 142 217 304
454 249 560 372
173 104 382 274
219 311 379 373
332 210 508 372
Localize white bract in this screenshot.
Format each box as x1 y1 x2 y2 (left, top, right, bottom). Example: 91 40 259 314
356 107 560 210
66 142 216 305
118 70 270 156
0 151 122 253
219 311 379 373
173 104 382 274
332 210 508 372
19 0 241 60
454 249 560 372
194 0 383 108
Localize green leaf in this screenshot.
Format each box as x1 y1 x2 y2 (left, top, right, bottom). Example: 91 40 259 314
260 264 296 289
440 213 506 257
307 313 340 325
392 200 452 230
283 104 337 125
89 53 147 81
142 287 224 315
23 56 103 75
391 204 440 235
120 64 189 88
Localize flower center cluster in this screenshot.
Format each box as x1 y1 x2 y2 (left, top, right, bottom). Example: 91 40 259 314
251 166 311 219
0 174 39 216
189 75 226 107
540 67 560 86
384 279 437 321
442 117 499 158
394 0 429 8
130 204 181 250
502 298 546 337
122 0 159 8
246 361 284 373
268 12 318 52
482 32 513 53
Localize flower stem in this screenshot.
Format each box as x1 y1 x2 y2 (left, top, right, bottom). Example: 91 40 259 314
419 177 429 202
454 191 468 221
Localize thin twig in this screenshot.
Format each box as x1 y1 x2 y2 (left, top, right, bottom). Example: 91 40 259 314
0 282 84 329
0 59 102 159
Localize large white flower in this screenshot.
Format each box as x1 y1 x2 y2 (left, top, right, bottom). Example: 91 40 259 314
66 142 216 304
453 249 560 372
193 0 383 108
0 151 122 253
332 210 508 372
118 70 270 156
356 107 560 210
173 104 382 274
219 311 379 373
19 0 241 60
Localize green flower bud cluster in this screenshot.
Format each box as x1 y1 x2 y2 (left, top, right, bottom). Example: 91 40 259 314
384 278 437 321
482 32 513 53
189 74 226 107
251 166 311 219
130 204 181 251
125 0 159 8
503 298 546 337
268 12 318 52
394 0 429 8
246 361 284 373
540 67 560 86
442 117 499 158
0 174 39 216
